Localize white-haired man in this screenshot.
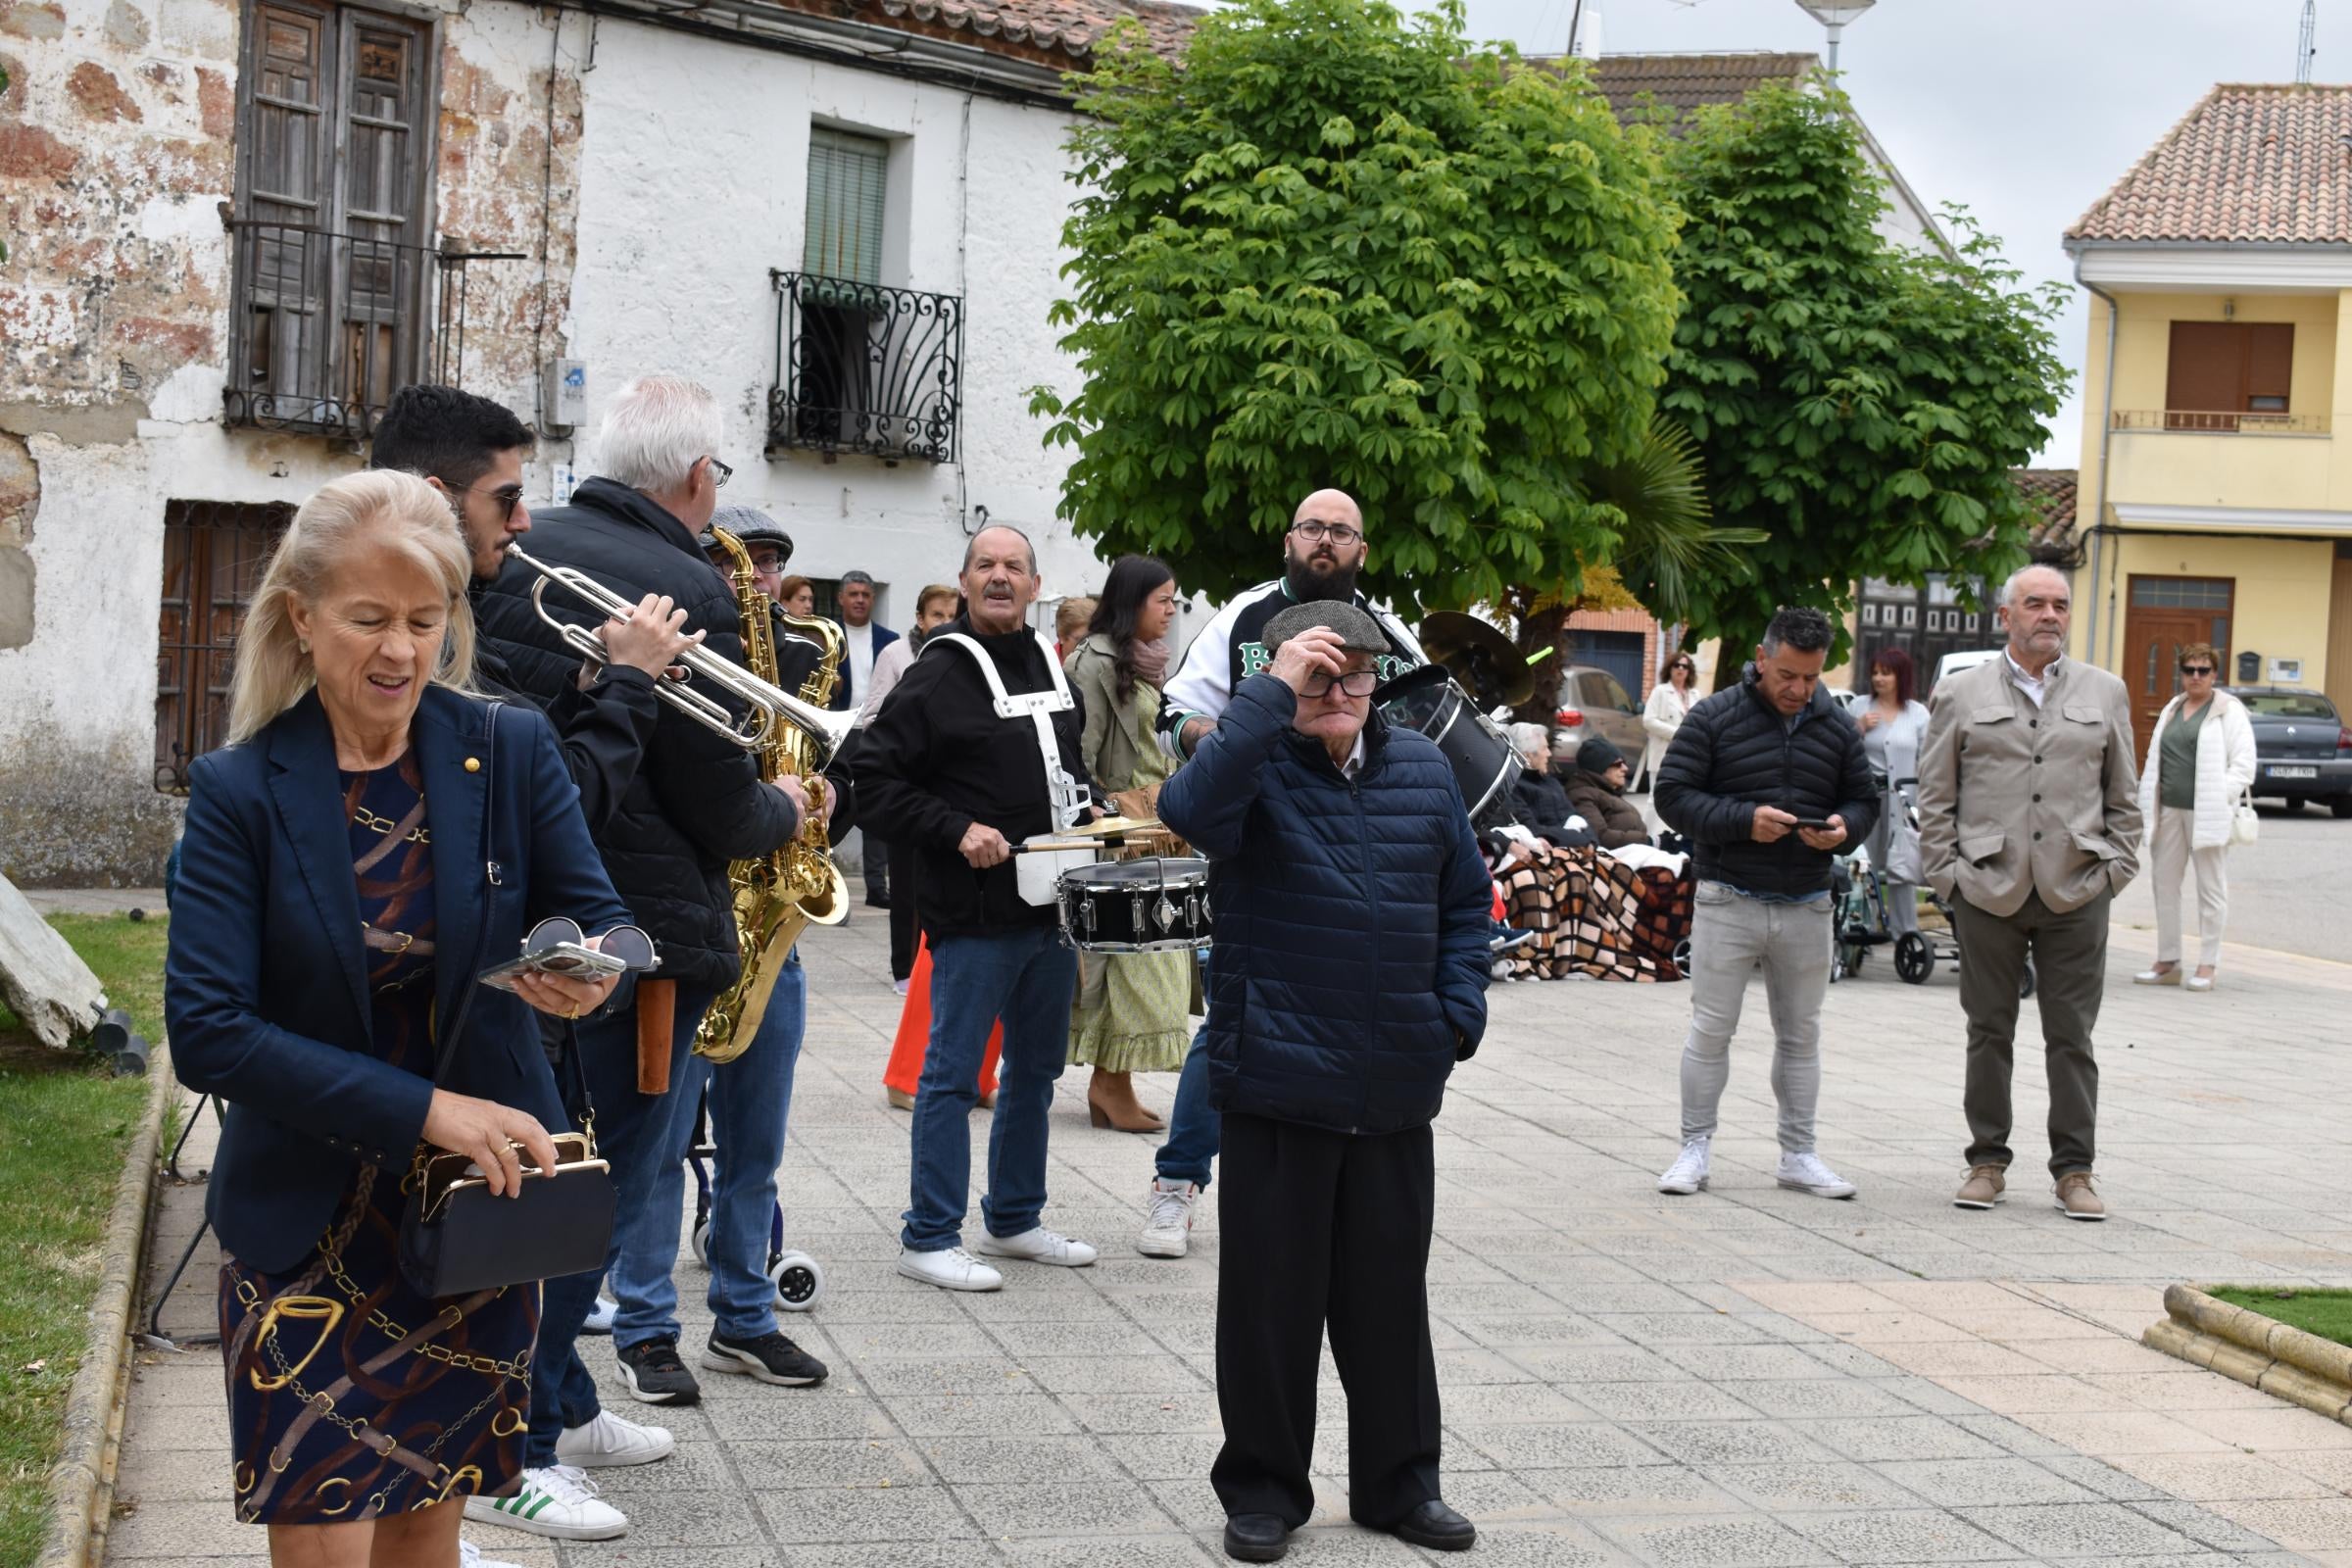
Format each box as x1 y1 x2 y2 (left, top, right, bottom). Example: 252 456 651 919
1917 564 2139 1221
471 376 808 1538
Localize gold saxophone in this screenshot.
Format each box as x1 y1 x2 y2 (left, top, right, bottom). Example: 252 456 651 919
692 526 853 1063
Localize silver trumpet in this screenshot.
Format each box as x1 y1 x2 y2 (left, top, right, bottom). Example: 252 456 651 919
505 542 860 760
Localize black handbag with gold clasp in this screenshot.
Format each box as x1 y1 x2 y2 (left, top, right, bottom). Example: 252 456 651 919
395 702 618 1298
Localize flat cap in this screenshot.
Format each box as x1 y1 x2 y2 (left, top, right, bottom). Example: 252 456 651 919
1262 599 1388 657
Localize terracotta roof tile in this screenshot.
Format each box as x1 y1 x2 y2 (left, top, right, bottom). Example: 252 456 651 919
856 0 1198 66
2014 466 2080 558
2068 83 2352 244
1581 51 1816 125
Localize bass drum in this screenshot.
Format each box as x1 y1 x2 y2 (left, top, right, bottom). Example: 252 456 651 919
1384 674 1525 827
1057 857 1213 953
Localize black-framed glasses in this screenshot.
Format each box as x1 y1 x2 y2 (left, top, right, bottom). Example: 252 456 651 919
1292 520 1362 545
2180 664 2215 677
706 456 734 490
454 479 525 521
747 549 788 573
525 915 659 972
1300 669 1380 698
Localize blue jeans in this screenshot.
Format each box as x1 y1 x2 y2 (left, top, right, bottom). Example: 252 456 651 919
1153 952 1219 1190
903 926 1076 1252
654 953 805 1342
526 984 712 1467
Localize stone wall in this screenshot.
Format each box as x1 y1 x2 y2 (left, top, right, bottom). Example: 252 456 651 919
0 0 578 884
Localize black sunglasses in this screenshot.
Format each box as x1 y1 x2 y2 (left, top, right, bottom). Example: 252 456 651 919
456 479 526 522
2180 664 2215 677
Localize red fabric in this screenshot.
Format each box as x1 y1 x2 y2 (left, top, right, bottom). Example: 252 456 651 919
884 935 1002 1098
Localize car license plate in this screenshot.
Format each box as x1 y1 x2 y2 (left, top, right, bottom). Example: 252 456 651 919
2272 765 2319 779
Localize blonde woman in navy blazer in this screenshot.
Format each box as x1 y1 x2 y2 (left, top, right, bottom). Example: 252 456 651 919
166 470 633 1564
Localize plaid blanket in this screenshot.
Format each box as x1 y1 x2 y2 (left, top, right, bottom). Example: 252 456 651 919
1499 844 1693 982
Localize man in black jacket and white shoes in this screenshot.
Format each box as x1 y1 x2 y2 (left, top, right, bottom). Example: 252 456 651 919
1654 607 1877 1202
862 524 1102 1292
470 376 808 1537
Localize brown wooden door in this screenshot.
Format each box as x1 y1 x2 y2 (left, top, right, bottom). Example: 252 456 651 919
2123 575 2235 762
2328 558 2352 716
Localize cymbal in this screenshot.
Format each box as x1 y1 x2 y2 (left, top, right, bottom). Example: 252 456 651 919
1419 612 1534 706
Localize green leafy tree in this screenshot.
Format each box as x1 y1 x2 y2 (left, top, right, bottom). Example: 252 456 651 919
1657 77 2070 670
1032 0 1684 615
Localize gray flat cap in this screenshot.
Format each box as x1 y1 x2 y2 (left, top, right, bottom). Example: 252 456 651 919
1262 599 1388 657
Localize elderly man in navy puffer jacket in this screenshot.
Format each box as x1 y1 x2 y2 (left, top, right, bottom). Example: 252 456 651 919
1160 600 1490 1564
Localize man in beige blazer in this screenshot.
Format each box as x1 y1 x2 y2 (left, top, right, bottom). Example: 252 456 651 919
1916 564 2141 1221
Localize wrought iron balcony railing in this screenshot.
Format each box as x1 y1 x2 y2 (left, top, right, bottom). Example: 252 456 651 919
223 219 523 439
2112 408 2332 435
767 270 962 464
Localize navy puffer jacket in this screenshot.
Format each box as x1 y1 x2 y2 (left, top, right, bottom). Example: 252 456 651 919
1158 674 1492 1135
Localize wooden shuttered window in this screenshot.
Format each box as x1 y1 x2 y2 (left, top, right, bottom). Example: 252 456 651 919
2165 321 2294 430
803 127 889 284
230 0 436 430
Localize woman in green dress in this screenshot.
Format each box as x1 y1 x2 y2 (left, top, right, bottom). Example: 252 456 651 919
1064 556 1192 1132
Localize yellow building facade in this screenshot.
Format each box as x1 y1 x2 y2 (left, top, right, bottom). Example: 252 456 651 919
2066 85 2352 752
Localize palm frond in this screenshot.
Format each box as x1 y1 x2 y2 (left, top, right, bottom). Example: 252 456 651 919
1593 416 1764 623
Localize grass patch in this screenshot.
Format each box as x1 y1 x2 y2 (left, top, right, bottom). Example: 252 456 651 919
2208 1286 2352 1350
0 911 168 1568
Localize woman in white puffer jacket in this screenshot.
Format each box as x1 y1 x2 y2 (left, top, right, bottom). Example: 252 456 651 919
2133 641 2257 992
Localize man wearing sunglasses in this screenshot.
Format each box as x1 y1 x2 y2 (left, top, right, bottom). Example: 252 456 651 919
468 376 810 1539
1138 488 1426 1261
372 383 694 837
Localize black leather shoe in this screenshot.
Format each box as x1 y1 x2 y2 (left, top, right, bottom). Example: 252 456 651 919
1385 1499 1476 1551
1222 1514 1290 1562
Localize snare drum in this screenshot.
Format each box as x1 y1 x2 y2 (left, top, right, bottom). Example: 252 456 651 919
1056 858 1213 953
1384 674 1525 826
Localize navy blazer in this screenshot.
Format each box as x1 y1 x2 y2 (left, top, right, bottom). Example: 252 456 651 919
166 685 632 1274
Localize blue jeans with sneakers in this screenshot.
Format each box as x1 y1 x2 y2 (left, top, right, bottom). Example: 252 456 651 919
1152 952 1218 1190
526 983 712 1468
659 952 805 1343
903 925 1075 1252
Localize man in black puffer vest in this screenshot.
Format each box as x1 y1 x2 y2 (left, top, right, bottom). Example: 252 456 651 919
1654 606 1876 1206
1161 602 1490 1564
471 376 806 1497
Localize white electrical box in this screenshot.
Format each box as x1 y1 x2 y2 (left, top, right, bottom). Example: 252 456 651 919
545 359 587 433
2271 658 2304 684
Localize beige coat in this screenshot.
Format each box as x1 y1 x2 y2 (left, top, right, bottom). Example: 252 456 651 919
1915 654 2143 917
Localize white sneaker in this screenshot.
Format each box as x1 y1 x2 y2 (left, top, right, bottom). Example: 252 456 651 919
974 1226 1099 1267
1657 1136 1711 1196
554 1407 675 1469
580 1295 617 1336
896 1245 1004 1292
893 977 911 997
465 1464 627 1540
1777 1151 1858 1200
1137 1178 1199 1258
459 1540 520 1568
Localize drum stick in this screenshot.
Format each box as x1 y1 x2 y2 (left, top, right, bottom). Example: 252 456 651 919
1009 835 1147 856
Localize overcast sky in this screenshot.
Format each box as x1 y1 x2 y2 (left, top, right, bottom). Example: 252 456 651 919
1446 0 2325 468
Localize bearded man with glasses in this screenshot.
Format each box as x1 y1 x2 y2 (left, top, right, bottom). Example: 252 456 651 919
1135 489 1428 1260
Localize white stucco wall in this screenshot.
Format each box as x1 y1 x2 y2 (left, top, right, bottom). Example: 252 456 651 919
558 22 1182 644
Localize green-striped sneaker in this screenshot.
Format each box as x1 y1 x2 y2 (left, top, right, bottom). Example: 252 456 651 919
464 1463 627 1540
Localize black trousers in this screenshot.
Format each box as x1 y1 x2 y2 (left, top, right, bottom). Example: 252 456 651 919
888 836 917 982
1212 1112 1442 1531
866 832 892 901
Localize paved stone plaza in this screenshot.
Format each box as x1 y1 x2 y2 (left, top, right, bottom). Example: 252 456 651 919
110 897 2352 1567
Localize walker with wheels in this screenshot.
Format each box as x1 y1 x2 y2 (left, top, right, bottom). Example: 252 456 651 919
683 1084 824 1313
1828 777 2034 998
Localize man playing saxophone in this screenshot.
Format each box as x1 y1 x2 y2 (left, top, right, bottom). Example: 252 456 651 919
472 377 808 1530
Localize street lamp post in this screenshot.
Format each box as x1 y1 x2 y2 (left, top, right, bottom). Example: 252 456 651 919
1794 0 1875 72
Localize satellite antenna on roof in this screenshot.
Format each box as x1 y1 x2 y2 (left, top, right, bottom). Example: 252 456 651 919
2301 0 2319 84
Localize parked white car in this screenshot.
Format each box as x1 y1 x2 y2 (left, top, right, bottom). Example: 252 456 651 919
1553 664 1649 763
